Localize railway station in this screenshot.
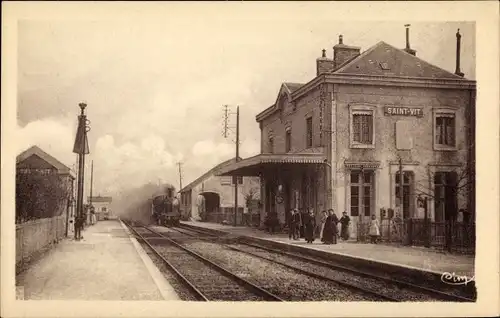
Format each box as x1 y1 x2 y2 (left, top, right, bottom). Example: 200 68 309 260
11 9 492 316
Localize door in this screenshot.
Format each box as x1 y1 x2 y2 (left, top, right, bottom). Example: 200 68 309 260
434 171 458 222
395 171 414 219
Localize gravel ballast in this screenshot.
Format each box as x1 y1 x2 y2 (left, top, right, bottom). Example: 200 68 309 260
183 241 382 301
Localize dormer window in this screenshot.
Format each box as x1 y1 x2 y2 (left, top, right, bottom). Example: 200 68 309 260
278 94 287 110
268 136 274 154
379 62 390 70
285 128 292 152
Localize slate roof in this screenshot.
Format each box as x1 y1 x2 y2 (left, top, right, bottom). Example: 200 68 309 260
283 82 304 93
16 145 73 175
216 152 326 177
179 157 242 192
334 41 464 79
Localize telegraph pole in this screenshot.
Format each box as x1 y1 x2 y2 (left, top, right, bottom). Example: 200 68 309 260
222 105 240 226
223 105 229 138
89 160 94 225
234 106 240 226
177 162 183 191
73 102 91 241
89 160 94 207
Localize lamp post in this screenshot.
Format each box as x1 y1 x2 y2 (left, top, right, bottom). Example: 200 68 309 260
73 102 90 241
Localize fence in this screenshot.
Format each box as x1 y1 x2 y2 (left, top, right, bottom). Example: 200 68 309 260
357 218 475 254
16 215 67 272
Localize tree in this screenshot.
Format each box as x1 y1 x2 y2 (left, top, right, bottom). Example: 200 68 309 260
411 159 475 252
16 170 71 223
414 159 474 221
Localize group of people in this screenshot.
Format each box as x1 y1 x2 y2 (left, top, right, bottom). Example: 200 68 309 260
288 208 351 244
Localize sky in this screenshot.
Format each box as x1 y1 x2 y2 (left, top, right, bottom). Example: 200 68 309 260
16 17 475 198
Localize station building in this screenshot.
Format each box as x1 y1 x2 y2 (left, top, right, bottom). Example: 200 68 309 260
16 145 76 233
179 158 260 224
88 195 113 220
217 29 476 237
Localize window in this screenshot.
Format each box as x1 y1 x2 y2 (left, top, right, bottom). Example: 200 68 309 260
353 114 373 144
349 105 376 148
268 136 274 154
435 114 456 147
221 176 232 185
285 129 292 152
350 170 374 217
232 176 243 185
379 62 390 70
306 117 313 148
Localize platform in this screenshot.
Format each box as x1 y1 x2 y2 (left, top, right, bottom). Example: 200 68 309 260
181 221 475 276
16 219 180 300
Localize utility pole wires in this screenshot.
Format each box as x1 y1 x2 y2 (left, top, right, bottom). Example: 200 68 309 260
222 105 241 226
177 162 183 191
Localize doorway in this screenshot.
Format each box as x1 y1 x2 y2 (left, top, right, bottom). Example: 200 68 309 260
434 172 458 222
200 192 221 217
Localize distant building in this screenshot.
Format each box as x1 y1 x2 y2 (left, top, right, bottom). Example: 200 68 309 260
179 158 260 225
88 196 113 220
217 29 476 237
16 145 76 233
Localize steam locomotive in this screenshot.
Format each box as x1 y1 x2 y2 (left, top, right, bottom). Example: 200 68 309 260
151 186 180 226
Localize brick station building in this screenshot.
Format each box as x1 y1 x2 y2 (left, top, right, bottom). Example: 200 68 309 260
217 28 476 238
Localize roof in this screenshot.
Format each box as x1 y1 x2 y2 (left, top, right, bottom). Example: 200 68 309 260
16 145 74 177
283 82 304 93
179 157 242 192
256 82 305 122
89 196 113 203
256 40 474 123
334 41 465 79
216 152 326 177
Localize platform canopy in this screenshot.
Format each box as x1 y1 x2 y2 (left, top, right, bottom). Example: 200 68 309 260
215 153 326 177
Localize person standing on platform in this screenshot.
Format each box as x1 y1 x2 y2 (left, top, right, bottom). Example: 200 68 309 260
322 209 338 244
369 214 380 243
292 209 301 240
90 206 96 225
339 211 351 241
304 209 316 244
288 209 296 240
315 210 326 240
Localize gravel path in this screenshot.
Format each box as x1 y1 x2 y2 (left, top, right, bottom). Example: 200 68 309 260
184 241 381 301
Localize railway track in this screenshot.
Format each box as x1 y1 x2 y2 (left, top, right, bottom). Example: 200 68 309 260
159 226 395 301
122 220 283 301
173 225 476 302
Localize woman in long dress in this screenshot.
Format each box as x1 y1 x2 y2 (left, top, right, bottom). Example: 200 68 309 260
303 210 316 243
369 214 380 244
339 212 350 241
322 209 338 244
319 210 328 242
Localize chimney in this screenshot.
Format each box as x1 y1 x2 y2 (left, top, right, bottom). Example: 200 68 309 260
316 48 335 76
333 35 361 69
403 24 417 56
455 29 464 77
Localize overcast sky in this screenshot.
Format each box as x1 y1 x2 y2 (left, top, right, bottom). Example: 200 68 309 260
16 16 475 197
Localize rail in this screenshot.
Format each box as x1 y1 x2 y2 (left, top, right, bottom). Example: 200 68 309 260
176 224 475 302
124 220 283 301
